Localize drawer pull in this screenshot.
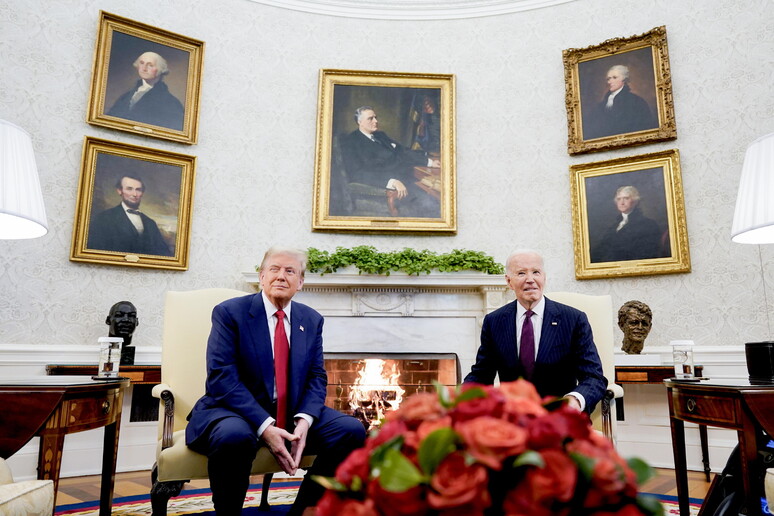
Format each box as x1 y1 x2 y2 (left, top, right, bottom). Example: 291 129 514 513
102 400 111 414
686 398 696 412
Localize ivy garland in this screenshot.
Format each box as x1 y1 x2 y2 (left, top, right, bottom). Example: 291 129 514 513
303 246 504 276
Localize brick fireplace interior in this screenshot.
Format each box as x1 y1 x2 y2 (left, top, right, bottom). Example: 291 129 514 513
324 352 460 429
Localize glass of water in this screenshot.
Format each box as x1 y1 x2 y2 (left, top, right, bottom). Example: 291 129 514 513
670 340 695 379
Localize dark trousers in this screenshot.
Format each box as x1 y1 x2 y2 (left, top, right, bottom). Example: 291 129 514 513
193 407 365 515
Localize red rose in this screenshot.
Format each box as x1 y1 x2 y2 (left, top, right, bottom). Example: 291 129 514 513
450 384 505 422
367 481 430 516
503 449 577 515
416 415 453 441
498 379 542 403
335 447 371 486
315 491 379 516
428 452 490 513
455 416 528 470
502 396 547 424
367 420 408 451
389 392 445 428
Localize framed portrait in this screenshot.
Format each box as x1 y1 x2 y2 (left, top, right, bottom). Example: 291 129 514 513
86 11 205 144
563 26 676 155
312 69 456 233
70 137 196 270
570 149 690 280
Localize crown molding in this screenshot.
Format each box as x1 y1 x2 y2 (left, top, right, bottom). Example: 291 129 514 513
243 0 576 20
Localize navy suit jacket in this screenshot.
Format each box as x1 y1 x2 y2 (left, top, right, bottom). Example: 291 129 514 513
464 297 607 413
186 294 328 446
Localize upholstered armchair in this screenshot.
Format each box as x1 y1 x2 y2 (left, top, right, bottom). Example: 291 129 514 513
0 458 54 516
150 288 314 515
546 292 624 442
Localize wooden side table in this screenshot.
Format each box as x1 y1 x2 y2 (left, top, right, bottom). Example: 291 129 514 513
46 364 161 422
0 376 130 516
614 364 711 482
665 378 774 516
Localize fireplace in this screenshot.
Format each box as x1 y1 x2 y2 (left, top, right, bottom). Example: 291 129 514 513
324 352 460 430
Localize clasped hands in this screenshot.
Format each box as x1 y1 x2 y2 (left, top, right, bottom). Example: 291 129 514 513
261 417 309 475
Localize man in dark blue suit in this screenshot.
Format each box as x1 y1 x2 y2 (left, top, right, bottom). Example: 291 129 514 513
465 250 607 413
186 247 365 516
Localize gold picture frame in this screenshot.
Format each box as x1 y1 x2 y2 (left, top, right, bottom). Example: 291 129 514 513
570 149 690 279
86 11 205 144
563 26 676 155
70 137 196 270
312 69 456 233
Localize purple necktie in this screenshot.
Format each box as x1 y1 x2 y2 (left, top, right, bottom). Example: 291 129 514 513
520 310 535 379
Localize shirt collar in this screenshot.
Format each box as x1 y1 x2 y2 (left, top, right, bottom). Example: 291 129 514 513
516 296 545 319
261 291 292 320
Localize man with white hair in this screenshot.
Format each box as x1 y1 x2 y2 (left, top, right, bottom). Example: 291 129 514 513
465 250 607 414
590 185 667 263
107 50 184 130
584 64 657 139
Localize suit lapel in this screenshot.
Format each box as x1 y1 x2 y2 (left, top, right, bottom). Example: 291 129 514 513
248 294 275 398
500 301 518 359
537 297 559 362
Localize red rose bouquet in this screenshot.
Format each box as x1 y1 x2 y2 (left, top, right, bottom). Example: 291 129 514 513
314 380 663 516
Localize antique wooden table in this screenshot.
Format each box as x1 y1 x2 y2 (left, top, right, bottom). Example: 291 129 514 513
665 378 774 516
0 376 130 516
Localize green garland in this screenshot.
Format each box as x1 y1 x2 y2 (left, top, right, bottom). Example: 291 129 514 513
302 246 504 276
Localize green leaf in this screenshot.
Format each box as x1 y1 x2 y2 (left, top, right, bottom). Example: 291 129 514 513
636 493 665 516
369 435 405 475
511 449 544 468
569 452 595 481
378 448 425 492
454 386 487 404
418 427 458 475
434 380 454 408
627 456 656 485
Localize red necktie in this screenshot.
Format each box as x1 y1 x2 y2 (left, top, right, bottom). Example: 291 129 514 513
520 310 535 379
274 310 289 429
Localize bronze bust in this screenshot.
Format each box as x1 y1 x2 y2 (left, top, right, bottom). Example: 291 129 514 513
617 300 652 354
106 301 138 365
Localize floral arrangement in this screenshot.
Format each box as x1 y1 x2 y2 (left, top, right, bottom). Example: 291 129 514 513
314 380 663 516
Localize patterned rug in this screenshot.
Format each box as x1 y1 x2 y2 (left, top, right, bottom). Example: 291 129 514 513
55 486 701 516
55 481 300 516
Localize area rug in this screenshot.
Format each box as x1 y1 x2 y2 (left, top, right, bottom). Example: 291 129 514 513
55 487 701 516
55 481 301 516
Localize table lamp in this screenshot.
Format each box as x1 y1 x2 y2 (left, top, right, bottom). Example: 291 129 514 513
731 131 774 382
0 120 48 239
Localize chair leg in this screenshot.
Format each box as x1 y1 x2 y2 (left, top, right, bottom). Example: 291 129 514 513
259 473 274 511
601 389 615 441
150 464 187 516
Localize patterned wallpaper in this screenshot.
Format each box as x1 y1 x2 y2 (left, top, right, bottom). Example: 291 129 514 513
1 0 772 352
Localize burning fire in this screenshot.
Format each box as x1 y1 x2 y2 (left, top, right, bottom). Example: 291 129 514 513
349 359 405 431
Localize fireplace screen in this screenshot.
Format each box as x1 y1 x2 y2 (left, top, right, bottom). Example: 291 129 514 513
324 352 460 431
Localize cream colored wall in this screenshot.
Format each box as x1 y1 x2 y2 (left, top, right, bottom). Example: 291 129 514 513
1 0 773 353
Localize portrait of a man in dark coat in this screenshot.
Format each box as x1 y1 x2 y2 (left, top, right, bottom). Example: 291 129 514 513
88 173 174 257
106 51 185 131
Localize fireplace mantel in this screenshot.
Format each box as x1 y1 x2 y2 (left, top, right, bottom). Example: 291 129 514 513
242 269 511 315
242 270 507 289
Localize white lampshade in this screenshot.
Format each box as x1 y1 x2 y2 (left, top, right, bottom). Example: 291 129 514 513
0 120 48 239
731 132 774 244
